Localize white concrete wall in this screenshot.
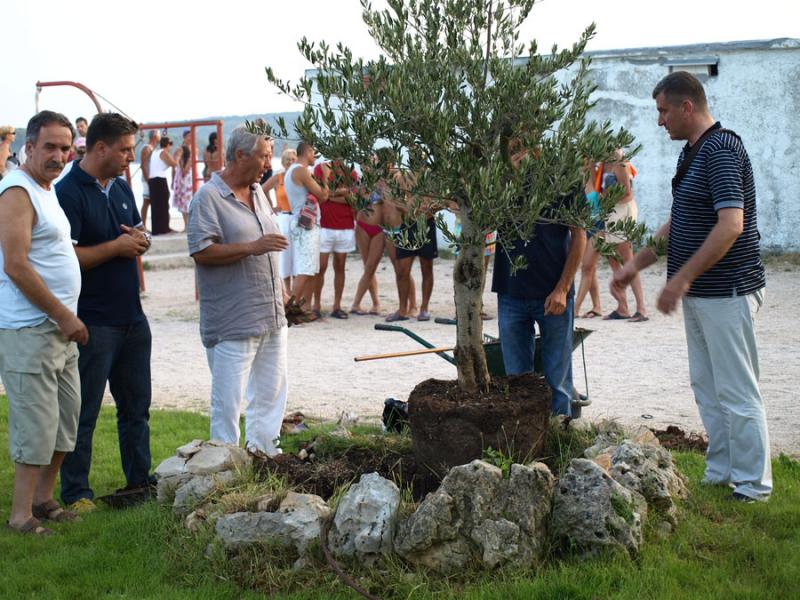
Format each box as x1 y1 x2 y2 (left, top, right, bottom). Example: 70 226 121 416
585 41 800 250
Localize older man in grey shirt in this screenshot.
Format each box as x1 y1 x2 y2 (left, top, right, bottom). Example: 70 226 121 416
188 128 289 455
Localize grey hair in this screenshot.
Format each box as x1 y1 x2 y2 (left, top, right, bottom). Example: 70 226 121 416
148 129 160 141
280 148 297 168
26 110 75 146
225 127 263 163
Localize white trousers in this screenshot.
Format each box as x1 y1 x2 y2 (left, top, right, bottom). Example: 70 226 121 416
683 289 772 499
206 328 288 455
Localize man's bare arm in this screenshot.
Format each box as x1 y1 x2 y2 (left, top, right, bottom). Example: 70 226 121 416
613 218 671 293
544 225 586 316
141 147 152 180
0 188 88 343
292 166 330 202
191 234 289 266
657 209 743 314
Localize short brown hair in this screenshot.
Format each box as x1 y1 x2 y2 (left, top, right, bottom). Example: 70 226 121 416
652 71 708 110
85 113 138 151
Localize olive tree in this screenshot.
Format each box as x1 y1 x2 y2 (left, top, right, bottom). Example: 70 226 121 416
254 0 643 393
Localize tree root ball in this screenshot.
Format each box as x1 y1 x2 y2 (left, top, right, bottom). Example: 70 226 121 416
408 373 551 477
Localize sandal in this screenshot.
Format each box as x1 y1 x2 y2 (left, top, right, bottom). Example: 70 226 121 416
629 311 650 323
417 311 431 322
580 310 603 319
330 309 349 319
302 311 320 323
385 312 410 323
32 500 81 523
602 310 631 320
349 308 368 316
6 517 54 536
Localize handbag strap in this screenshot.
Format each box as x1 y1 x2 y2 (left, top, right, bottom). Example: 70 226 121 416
672 126 738 193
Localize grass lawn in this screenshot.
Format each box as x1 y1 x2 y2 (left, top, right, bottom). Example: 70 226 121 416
0 398 798 599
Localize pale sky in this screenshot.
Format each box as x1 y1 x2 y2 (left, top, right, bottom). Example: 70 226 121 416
1 0 797 128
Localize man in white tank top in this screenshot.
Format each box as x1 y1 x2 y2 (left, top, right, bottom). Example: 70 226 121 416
284 142 329 317
139 129 160 230
0 111 87 535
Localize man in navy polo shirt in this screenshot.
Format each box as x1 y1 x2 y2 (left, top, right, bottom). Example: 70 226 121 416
614 72 771 502
492 145 586 416
56 113 155 511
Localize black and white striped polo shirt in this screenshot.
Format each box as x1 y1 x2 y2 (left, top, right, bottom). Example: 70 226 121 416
668 123 765 298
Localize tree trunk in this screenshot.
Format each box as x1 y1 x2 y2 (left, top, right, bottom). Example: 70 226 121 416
453 207 491 393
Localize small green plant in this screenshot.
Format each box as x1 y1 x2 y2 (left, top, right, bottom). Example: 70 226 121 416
610 492 635 525
483 446 514 478
538 418 597 476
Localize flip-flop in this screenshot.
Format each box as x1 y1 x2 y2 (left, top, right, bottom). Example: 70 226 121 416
580 310 603 319
32 500 81 523
629 311 650 323
368 309 381 316
5 517 54 536
602 310 631 320
301 311 320 323
385 312 410 323
349 308 368 316
330 309 349 319
417 311 431 321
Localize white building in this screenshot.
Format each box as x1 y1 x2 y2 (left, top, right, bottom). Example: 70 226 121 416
584 38 800 251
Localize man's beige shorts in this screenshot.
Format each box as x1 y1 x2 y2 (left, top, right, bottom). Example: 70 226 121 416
0 320 80 465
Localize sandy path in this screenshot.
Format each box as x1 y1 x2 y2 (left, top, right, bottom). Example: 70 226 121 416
2 252 794 456
134 254 800 458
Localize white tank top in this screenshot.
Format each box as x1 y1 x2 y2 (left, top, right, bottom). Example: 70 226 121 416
284 163 313 223
149 147 170 179
0 169 81 328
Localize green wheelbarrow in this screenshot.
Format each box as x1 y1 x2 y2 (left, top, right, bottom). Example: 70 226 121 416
371 323 593 417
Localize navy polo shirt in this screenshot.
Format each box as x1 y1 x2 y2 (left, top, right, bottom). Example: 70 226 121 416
492 193 577 300
56 163 145 326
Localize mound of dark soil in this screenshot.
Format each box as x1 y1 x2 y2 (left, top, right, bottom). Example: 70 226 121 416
408 373 551 477
651 425 708 452
253 447 440 501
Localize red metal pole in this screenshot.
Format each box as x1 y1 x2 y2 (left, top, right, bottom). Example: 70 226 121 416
217 122 225 170
190 126 199 193
35 81 103 114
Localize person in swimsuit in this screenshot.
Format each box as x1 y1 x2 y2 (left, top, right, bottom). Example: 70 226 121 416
576 152 648 321
379 153 418 321
350 170 386 315
202 132 223 182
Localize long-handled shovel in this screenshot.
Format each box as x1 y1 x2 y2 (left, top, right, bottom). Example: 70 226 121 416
354 346 455 362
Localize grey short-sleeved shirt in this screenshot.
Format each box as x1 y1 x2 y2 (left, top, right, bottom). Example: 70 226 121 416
188 173 287 347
